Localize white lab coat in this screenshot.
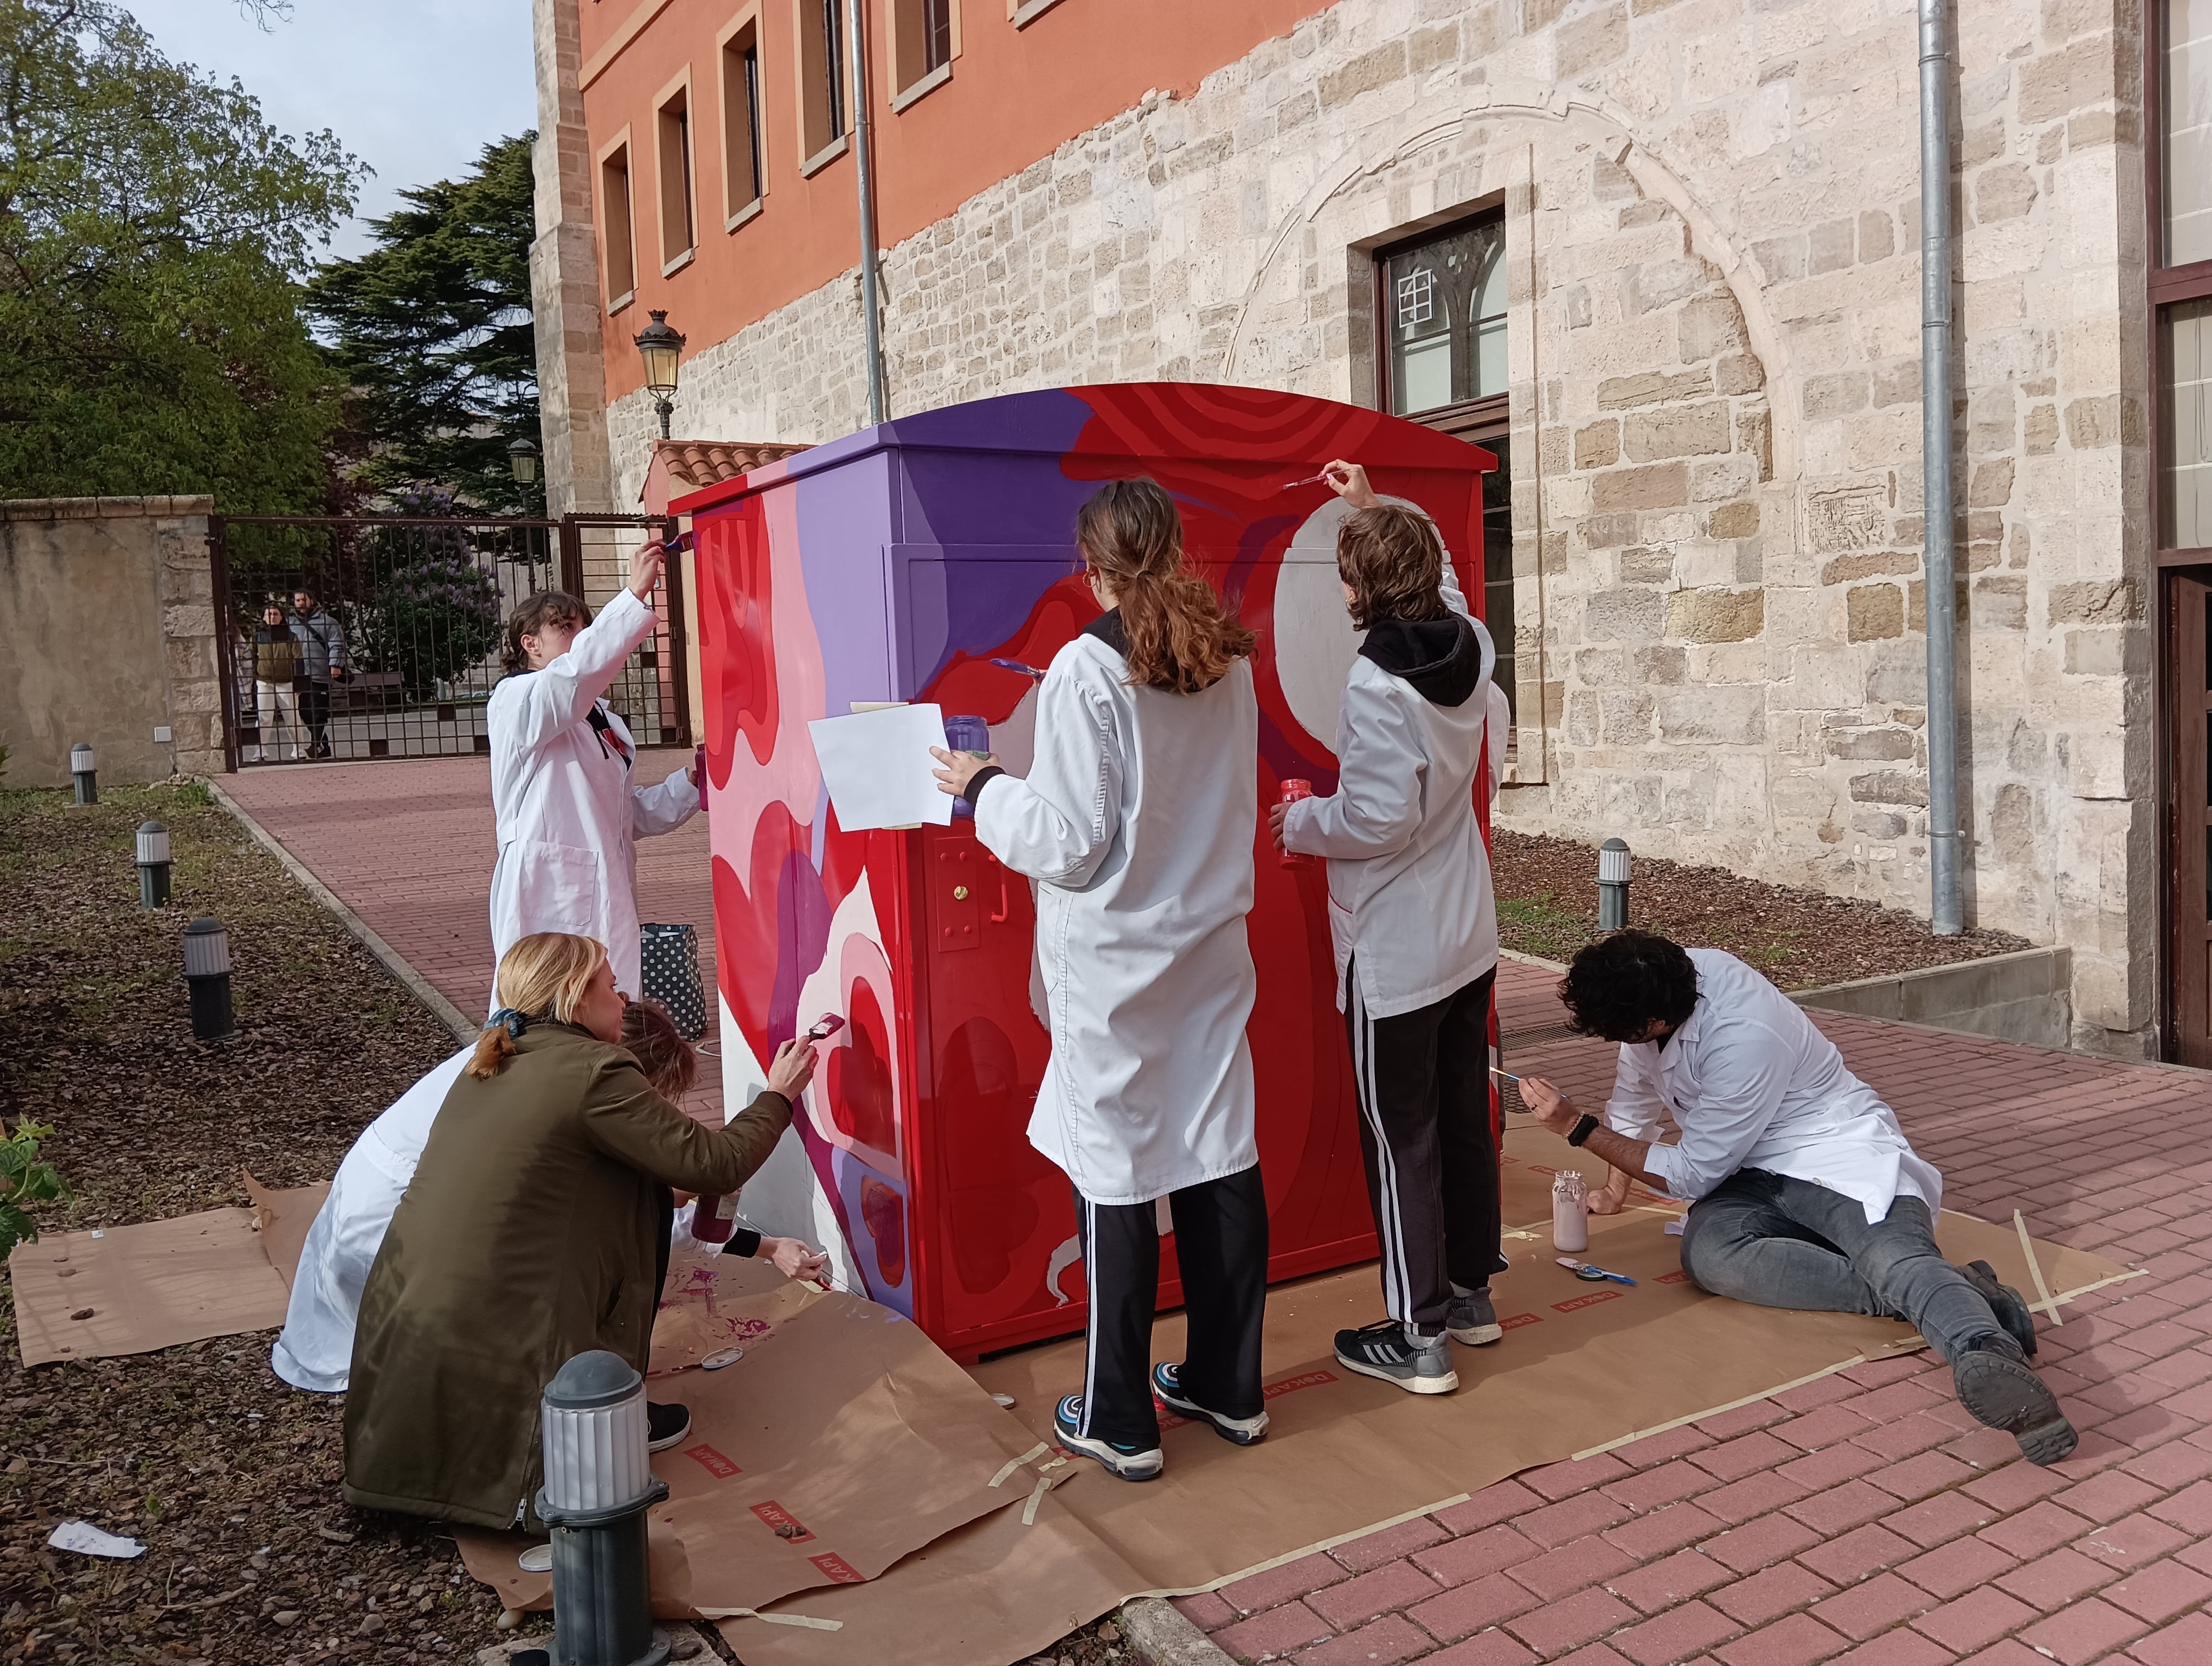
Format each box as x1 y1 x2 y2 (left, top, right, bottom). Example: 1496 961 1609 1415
269 1048 471 1392
1281 608 1499 1019
973 624 1261 1207
486 589 699 1000
1603 948 1944 1223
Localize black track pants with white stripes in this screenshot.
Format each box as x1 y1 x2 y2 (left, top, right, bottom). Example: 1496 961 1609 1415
1345 964 1501 1334
1075 1164 1269 1451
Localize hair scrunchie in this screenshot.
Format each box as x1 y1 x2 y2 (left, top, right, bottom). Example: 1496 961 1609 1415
488 1007 532 1040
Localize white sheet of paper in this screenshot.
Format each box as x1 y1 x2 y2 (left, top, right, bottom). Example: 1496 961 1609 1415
808 704 954 830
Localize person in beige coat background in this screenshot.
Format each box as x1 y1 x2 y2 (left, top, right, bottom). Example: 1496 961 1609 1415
342 932 817 1529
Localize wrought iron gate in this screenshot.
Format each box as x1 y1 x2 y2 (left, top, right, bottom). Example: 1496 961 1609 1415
211 512 681 770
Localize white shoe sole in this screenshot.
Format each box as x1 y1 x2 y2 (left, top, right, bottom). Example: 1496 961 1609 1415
1153 1384 1269 1444
1336 1353 1458 1394
1449 1322 1502 1345
1059 1434 1165 1481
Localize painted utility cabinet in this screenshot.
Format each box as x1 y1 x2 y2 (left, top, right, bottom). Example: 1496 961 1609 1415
675 382 1497 1359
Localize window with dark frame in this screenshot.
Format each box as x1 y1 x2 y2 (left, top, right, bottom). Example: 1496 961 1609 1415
1373 212 1515 726
656 87 695 267
893 0 954 94
722 21 765 221
798 0 847 161
600 143 636 305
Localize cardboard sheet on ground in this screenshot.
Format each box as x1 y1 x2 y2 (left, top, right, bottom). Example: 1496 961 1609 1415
8 1181 329 1367
695 1126 2133 1666
456 1252 1051 1620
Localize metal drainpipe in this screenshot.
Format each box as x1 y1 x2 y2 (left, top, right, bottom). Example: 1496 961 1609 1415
1919 0 1962 935
847 0 888 425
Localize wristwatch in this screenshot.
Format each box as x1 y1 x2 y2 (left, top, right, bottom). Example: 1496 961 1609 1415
1566 1113 1600 1148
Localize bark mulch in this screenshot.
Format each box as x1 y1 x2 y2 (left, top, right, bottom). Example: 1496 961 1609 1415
1492 828 2034 990
0 783 1137 1666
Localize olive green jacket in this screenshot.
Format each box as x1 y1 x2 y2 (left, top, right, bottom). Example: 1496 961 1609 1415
341 1021 792 1528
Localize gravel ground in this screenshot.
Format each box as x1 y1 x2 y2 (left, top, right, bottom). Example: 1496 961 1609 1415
1493 828 2033 989
0 784 1138 1666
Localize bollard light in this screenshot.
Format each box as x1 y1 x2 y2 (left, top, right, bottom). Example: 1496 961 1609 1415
181 917 234 1040
70 742 98 805
537 1350 670 1666
136 822 172 909
1597 838 1632 932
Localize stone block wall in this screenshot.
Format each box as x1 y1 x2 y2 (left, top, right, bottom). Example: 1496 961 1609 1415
0 497 226 786
576 0 2150 1052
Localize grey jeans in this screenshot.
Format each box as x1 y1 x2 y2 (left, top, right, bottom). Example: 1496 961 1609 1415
1680 1169 2007 1366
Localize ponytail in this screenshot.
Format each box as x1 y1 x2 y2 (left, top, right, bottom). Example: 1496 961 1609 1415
466 932 610 1079
1075 479 1255 693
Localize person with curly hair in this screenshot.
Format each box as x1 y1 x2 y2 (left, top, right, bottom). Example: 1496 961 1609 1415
931 477 1266 1484
1519 930 2078 1466
1270 462 1505 1397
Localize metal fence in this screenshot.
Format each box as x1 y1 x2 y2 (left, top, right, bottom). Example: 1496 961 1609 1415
212 513 683 770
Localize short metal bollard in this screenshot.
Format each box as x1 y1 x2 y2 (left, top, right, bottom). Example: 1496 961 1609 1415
536 1351 670 1666
137 822 172 909
1597 838 1632 932
70 743 98 806
182 918 234 1040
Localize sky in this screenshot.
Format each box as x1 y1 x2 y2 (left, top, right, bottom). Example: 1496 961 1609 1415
123 0 539 262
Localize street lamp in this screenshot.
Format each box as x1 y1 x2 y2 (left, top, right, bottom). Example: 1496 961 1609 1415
633 310 685 440
507 437 540 486
1597 838 1632 932
70 742 98 805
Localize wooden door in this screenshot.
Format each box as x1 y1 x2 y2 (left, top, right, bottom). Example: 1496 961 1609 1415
2170 570 2212 1066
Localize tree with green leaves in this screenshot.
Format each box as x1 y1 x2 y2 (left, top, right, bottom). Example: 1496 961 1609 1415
308 134 543 515
0 0 363 509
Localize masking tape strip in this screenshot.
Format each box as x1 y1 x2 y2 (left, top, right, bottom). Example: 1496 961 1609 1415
2013 1209 2063 1327
1021 1472 1052 1527
698 1608 844 1631
1127 1494 1474 1601
989 1442 1049 1488
1571 1355 1869 1463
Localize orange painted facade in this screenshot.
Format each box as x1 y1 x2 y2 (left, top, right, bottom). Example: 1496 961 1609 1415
577 0 1330 403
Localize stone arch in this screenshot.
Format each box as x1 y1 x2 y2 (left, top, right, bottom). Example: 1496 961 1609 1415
1219 82 1801 483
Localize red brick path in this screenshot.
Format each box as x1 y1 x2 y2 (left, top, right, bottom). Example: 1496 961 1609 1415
222 760 2212 1663
221 756 728 1118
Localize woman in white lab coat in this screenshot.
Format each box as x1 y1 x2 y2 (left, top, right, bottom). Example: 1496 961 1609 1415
487 539 699 1002
933 478 1266 1483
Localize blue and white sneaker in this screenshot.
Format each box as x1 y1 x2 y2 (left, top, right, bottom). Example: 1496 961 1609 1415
1053 1394 1165 1481
1151 1363 1270 1445
1334 1319 1458 1394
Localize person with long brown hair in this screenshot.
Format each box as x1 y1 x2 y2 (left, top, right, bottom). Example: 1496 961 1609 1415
932 477 1266 1483
486 535 700 1005
342 933 821 1528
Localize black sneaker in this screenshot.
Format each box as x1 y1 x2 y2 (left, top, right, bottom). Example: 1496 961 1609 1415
646 1402 691 1452
1150 1363 1269 1444
1960 1260 2039 1359
1446 1287 1502 1345
1334 1319 1458 1394
1053 1394 1163 1481
1952 1340 2076 1466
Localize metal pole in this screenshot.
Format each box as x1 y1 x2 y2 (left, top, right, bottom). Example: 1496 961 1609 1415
846 0 887 425
1919 0 1962 935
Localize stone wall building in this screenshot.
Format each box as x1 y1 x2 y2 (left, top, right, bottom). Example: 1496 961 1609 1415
532 0 2209 1062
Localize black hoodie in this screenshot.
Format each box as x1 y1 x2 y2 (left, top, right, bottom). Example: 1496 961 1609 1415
1358 612 1484 707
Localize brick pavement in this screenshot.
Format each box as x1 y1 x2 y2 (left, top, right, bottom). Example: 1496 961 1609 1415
220 756 728 1119
1175 1011 2212 1665
220 760 2212 1662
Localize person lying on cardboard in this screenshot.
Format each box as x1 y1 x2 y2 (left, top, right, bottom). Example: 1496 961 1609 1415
1519 930 2076 1467
342 931 821 1528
